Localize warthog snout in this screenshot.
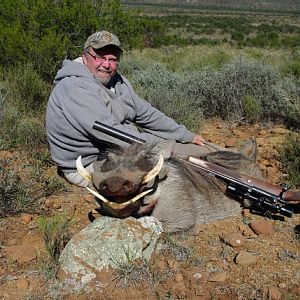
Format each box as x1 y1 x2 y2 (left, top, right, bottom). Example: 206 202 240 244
99 176 143 198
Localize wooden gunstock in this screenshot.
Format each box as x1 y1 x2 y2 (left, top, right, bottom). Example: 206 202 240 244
277 191 300 203
238 176 300 203
188 157 300 203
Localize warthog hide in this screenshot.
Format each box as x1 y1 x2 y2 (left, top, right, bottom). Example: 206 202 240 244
79 142 263 232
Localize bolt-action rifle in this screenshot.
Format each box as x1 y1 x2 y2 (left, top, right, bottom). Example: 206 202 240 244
93 121 298 218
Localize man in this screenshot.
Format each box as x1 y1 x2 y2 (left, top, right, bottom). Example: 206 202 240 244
46 30 221 187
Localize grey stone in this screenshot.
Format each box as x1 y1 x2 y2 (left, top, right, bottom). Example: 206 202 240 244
58 216 162 285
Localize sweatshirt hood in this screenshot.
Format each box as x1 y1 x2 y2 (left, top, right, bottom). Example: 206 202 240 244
54 58 91 84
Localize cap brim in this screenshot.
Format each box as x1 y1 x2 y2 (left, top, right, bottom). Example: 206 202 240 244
91 43 123 52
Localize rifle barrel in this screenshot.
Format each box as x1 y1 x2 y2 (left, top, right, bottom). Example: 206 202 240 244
93 121 146 145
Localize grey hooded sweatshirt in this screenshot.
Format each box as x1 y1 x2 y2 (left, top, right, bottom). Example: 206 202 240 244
46 59 194 172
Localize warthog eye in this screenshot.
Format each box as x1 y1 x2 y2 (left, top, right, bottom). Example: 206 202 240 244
101 160 118 172
136 154 155 172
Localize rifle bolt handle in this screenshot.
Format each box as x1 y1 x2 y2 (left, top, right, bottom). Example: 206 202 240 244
281 183 289 192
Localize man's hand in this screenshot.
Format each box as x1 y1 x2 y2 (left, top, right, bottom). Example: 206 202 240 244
192 134 205 146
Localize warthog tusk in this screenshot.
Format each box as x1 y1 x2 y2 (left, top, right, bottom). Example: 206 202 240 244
142 154 164 184
86 187 153 210
76 156 92 181
86 187 110 204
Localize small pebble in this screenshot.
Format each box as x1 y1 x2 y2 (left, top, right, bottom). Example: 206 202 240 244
268 286 281 300
53 203 62 209
249 220 274 235
44 199 53 207
235 251 257 265
223 233 246 247
209 272 228 282
21 214 32 224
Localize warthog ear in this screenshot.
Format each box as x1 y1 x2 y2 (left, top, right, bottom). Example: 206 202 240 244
92 159 106 173
151 140 176 160
239 138 257 162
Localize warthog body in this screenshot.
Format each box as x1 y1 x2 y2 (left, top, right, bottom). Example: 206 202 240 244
81 142 262 232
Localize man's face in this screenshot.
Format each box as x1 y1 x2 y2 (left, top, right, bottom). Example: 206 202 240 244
83 46 121 86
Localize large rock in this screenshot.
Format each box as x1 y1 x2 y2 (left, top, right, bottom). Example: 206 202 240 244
58 216 163 286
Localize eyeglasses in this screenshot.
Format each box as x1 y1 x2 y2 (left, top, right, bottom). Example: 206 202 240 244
86 52 119 65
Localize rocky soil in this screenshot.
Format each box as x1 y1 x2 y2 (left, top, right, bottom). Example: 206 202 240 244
0 119 299 300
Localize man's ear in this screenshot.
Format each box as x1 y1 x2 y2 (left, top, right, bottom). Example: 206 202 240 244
82 53 88 65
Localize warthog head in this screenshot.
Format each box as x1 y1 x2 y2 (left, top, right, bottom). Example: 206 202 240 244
76 143 167 217
77 141 262 232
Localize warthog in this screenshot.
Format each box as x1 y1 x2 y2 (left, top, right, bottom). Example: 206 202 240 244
77 141 263 232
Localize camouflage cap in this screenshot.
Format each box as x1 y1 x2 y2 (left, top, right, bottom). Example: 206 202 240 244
84 31 123 52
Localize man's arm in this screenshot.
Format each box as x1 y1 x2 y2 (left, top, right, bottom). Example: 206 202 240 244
121 77 196 143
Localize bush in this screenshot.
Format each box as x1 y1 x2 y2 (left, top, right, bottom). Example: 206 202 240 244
0 63 49 150
282 53 300 78
0 0 164 81
0 106 47 151
4 63 51 115
242 95 262 122
0 163 38 217
128 56 300 129
231 32 244 42
280 133 300 188
130 62 203 131
38 214 71 262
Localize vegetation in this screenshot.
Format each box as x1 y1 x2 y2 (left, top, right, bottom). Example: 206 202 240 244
280 133 300 188
121 52 300 131
0 162 38 217
121 0 300 14
122 0 300 48
38 214 72 262
0 0 163 81
143 13 300 49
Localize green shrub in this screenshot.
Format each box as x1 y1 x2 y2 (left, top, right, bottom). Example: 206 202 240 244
128 56 300 129
130 62 203 131
191 58 299 125
281 35 300 48
242 95 262 122
0 163 38 217
0 108 47 150
272 77 300 129
118 56 154 77
0 64 48 150
231 32 244 42
282 54 300 78
280 133 300 188
0 0 164 81
38 214 71 262
287 60 300 78
4 63 53 116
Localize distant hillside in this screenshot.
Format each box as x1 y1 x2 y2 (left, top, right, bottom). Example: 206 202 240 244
121 0 300 12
